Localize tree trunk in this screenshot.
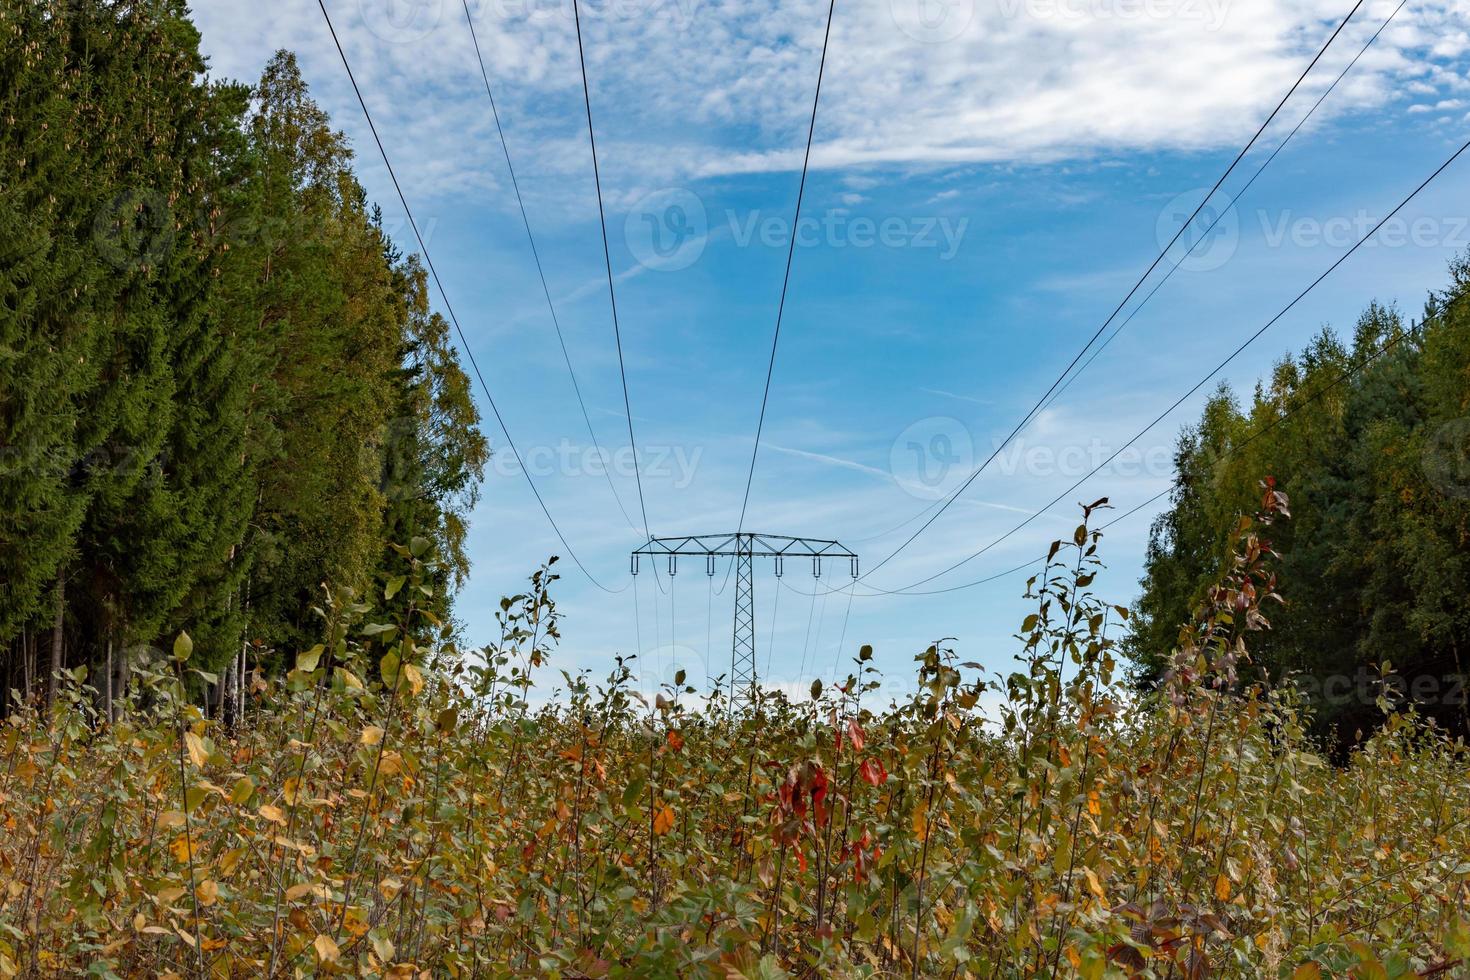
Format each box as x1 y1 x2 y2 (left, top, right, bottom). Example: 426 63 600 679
104 635 114 724
21 627 32 704
47 569 65 709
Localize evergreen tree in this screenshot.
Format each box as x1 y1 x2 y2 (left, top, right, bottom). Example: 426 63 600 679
1127 259 1470 746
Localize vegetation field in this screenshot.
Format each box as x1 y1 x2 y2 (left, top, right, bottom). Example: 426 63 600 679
2 499 1468 979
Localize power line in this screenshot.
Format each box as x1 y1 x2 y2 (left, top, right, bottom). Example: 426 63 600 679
884 321 1419 597
733 0 839 535
1031 0 1409 421
458 0 643 537
830 582 855 678
877 132 1468 593
572 0 654 544
763 574 781 678
314 0 625 594
783 315 1419 601
711 0 840 603
852 0 1368 585
797 579 819 682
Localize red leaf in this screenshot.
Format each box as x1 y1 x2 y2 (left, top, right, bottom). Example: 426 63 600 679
859 757 887 787
846 718 865 752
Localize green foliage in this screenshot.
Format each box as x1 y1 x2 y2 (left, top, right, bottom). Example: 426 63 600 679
1 520 1468 977
0 5 485 706
1127 258 1470 747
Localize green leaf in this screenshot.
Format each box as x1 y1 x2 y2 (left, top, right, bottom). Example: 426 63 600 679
380 651 401 688
229 777 255 805
622 776 646 808
384 576 406 601
173 631 193 663
295 645 324 673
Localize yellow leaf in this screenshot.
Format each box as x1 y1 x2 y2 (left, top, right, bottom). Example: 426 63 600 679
183 731 208 769
360 726 384 747
285 883 315 901
313 933 340 964
258 804 286 825
168 835 194 864
1291 964 1322 980
653 804 675 836
912 803 929 840
195 880 218 907
218 848 245 876
283 777 300 805
1214 873 1231 902
403 663 425 696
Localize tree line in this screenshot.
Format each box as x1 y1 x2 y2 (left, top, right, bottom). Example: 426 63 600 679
0 0 487 718
1125 255 1470 746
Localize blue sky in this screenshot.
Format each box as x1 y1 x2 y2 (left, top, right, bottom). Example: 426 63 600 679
194 0 1470 704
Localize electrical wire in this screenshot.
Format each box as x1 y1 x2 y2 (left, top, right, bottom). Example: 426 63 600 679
572 0 653 544
730 0 839 539
830 581 856 677
852 0 1369 586
881 317 1421 597
797 579 819 683
870 133 1469 595
458 0 644 537
314 0 626 594
763 574 781 679
1031 0 1409 422
633 563 644 657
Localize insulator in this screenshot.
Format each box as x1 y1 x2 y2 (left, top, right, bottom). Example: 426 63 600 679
851 557 859 578
813 557 822 578
774 556 784 577
631 554 639 576
706 555 715 576
669 556 677 577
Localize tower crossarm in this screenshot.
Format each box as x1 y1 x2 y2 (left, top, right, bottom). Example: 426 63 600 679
632 532 855 560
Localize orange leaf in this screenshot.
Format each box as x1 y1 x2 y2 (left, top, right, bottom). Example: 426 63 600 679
652 805 675 836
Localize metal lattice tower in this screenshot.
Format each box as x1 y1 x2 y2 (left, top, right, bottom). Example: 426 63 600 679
632 533 857 709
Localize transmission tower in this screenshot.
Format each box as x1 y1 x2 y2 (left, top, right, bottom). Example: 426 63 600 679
632 533 858 709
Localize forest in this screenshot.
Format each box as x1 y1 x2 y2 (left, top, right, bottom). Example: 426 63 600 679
1126 269 1470 748
0 0 487 719
4 1 1470 977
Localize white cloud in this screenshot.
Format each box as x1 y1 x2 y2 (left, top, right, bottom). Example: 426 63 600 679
192 0 1469 211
